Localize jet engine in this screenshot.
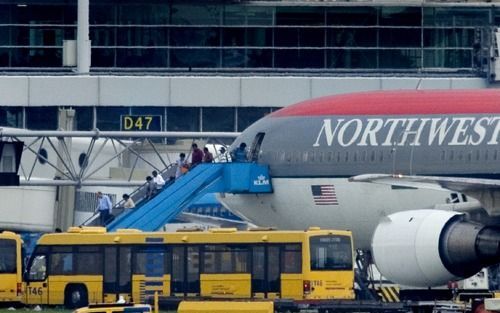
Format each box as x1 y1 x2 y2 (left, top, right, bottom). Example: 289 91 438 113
371 209 500 287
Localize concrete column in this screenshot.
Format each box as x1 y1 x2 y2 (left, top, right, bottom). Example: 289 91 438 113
53 109 76 231
77 0 91 73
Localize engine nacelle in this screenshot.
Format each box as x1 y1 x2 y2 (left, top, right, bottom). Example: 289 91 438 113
372 209 500 287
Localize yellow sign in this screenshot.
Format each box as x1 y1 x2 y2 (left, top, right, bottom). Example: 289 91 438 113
121 115 162 131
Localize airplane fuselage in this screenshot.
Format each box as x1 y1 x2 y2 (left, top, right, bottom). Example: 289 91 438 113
220 90 500 249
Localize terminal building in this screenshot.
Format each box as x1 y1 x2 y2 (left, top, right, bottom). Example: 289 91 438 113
0 0 497 132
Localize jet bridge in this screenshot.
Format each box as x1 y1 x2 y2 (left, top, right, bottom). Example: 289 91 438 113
106 162 272 231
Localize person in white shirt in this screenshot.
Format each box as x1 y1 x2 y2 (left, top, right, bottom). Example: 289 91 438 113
152 170 165 192
122 194 135 208
122 194 135 214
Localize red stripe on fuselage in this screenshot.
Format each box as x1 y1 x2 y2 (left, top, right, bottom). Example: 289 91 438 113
271 89 500 117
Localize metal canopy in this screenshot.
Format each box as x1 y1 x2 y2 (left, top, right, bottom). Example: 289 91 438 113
0 128 239 187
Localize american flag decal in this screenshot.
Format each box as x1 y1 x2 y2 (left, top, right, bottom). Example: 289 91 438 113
311 185 338 205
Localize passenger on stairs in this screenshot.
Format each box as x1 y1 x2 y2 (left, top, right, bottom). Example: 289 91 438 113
96 191 113 226
152 170 165 191
231 142 248 162
203 147 214 163
145 176 155 200
122 194 135 214
191 143 203 167
218 147 229 162
175 153 188 179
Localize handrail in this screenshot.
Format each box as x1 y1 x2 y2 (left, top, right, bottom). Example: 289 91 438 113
81 143 233 227
80 163 176 226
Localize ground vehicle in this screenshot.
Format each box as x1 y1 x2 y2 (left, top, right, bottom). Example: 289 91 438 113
74 303 152 313
178 300 273 313
0 231 23 303
23 226 354 308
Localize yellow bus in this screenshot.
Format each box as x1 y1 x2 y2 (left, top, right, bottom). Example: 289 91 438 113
0 231 23 303
23 226 354 309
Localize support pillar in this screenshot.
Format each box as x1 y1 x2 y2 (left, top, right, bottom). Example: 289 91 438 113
77 0 90 73
53 109 76 231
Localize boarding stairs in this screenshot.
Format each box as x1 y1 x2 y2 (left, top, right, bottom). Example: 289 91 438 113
81 164 177 227
106 162 272 231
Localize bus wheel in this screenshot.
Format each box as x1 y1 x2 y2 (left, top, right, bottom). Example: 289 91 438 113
64 284 88 309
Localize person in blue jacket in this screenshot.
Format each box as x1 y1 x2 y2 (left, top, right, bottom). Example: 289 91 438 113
231 142 248 162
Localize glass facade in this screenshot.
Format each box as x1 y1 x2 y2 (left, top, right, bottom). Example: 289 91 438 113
26 107 58 130
0 2 496 132
4 106 274 131
0 1 495 72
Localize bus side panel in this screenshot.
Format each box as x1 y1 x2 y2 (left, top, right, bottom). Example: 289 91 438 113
280 274 302 300
132 275 146 304
304 271 355 300
24 281 48 305
163 275 171 296
132 274 170 303
86 277 104 304
48 276 65 304
0 274 19 302
200 274 251 298
48 276 103 305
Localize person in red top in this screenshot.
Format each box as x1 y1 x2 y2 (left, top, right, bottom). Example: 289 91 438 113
191 143 203 166
203 147 214 163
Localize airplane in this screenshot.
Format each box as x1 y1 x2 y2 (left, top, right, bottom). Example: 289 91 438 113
219 89 500 287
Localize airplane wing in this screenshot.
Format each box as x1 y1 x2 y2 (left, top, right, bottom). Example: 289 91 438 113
349 174 500 215
349 174 500 192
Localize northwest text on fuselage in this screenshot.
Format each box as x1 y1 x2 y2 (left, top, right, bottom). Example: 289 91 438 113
313 116 500 147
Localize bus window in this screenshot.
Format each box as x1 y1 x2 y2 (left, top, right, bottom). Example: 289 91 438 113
251 245 282 294
118 247 132 292
171 246 185 294
28 255 47 281
77 246 102 275
281 244 301 273
309 236 352 271
134 247 170 276
50 246 74 275
234 247 248 273
0 239 16 273
252 246 265 293
104 247 117 293
186 247 199 294
267 246 280 292
203 245 248 273
119 247 132 291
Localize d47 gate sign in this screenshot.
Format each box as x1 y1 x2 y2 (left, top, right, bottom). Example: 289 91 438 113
121 115 162 131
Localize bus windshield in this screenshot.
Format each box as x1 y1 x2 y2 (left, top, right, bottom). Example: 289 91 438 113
310 235 352 271
0 239 16 274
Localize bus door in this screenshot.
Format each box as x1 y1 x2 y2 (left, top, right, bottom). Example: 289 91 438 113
103 246 132 302
133 246 170 302
25 249 49 305
251 245 281 298
171 246 200 296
